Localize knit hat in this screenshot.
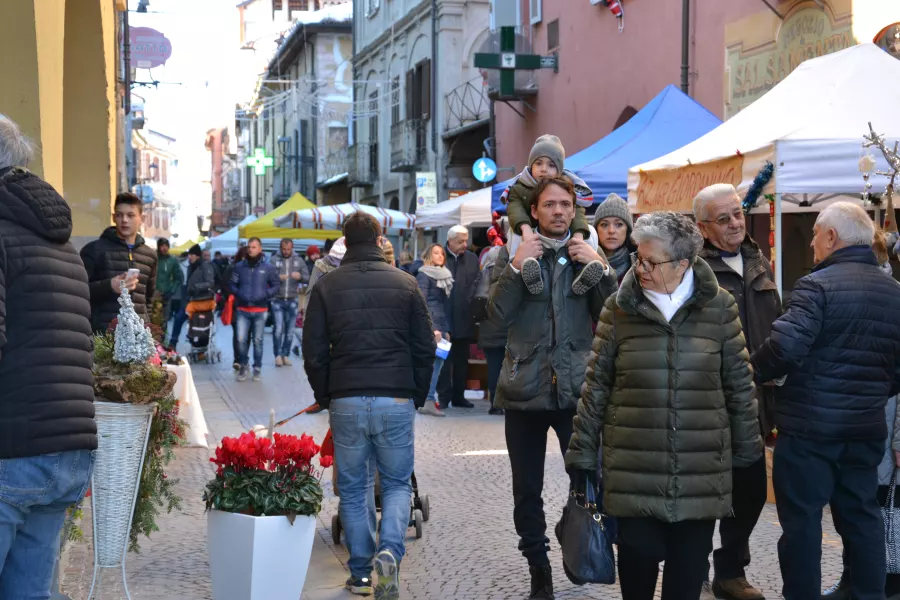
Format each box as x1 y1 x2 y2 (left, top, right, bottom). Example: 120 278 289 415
528 134 565 173
307 244 320 256
592 193 633 233
329 237 346 260
188 244 203 257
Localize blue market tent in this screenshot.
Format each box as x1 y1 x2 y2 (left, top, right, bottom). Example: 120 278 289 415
491 85 722 211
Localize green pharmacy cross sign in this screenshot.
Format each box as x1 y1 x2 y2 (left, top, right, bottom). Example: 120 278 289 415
247 147 274 176
474 26 558 99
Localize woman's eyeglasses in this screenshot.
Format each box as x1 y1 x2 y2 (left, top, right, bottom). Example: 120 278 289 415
630 252 680 273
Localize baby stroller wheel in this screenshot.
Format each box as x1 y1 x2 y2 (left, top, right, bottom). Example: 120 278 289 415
332 513 342 545
421 495 430 522
413 509 424 539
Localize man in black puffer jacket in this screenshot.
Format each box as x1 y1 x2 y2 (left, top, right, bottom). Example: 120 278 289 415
80 192 157 332
0 114 96 597
303 211 434 598
752 202 900 600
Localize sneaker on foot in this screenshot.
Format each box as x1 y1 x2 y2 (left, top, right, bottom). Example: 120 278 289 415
237 366 249 382
281 356 292 366
232 361 240 371
252 368 261 382
374 550 399 600
521 257 543 295
821 575 850 600
571 259 606 296
700 581 715 600
346 576 374 596
712 577 765 600
275 356 284 367
418 402 445 417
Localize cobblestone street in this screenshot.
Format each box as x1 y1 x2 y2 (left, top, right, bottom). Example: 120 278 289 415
61 329 846 599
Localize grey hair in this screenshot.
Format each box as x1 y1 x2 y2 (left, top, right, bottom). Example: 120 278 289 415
692 183 738 221
0 114 35 171
815 201 875 246
632 211 703 263
448 225 469 240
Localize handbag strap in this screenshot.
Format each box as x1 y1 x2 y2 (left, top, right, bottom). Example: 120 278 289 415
888 470 899 509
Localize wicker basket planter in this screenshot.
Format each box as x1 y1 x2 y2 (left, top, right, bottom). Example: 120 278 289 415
87 400 156 600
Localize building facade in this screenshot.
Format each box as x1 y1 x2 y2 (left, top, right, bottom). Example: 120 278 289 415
350 0 492 213
131 129 178 242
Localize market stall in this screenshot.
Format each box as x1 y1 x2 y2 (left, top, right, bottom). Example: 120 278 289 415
204 215 257 255
239 192 340 243
274 202 416 231
491 84 722 211
415 187 493 229
627 43 900 295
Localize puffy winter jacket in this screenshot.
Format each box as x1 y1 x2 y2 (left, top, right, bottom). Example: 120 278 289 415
186 259 217 302
0 167 96 458
565 259 763 522
488 244 617 412
230 256 279 309
270 252 310 299
303 243 436 408
444 247 480 340
752 245 900 441
81 226 157 332
416 271 450 333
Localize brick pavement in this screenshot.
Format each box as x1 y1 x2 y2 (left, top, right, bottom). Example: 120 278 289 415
60 329 846 599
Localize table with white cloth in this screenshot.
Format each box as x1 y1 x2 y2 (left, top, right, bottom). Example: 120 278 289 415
165 361 209 448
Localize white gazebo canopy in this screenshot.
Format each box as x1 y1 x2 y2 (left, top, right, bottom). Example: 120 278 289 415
274 202 416 231
415 187 493 229
203 215 257 255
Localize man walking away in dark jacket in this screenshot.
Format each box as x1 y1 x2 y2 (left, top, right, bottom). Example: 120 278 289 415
231 237 279 382
489 177 617 600
752 202 900 600
0 114 96 597
156 238 183 328
693 184 781 600
303 212 435 600
436 225 479 409
270 238 309 367
81 192 157 332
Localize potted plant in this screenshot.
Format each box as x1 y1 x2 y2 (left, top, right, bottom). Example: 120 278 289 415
204 430 332 600
87 287 187 599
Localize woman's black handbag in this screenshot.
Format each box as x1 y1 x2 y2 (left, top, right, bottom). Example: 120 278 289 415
554 475 617 585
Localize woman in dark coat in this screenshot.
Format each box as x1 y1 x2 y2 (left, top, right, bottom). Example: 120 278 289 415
565 212 763 600
593 192 635 286
223 245 248 369
416 243 452 417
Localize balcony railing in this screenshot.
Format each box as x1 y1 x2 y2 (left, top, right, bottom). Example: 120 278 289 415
444 78 490 137
320 147 349 183
390 119 428 173
348 143 378 187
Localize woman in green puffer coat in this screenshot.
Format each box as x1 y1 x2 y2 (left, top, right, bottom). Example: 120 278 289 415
565 211 763 600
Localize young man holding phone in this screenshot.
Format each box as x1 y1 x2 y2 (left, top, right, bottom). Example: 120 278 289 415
81 193 158 332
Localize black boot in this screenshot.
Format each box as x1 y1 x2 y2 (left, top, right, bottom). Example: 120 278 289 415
528 565 554 600
821 572 850 600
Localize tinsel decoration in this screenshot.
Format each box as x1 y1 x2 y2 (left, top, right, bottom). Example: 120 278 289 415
743 161 775 214
767 194 776 273
114 287 156 364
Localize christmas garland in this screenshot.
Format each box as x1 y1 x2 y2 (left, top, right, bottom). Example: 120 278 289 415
742 161 774 214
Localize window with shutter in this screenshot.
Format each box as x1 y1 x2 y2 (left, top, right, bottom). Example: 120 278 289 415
405 70 414 121
530 0 541 25
421 60 431 121
391 77 400 126
547 19 559 51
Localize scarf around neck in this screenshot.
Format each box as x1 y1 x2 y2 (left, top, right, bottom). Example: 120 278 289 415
419 265 454 296
535 230 571 252
604 245 630 282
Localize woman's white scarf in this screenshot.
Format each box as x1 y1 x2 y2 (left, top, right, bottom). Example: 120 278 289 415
419 265 453 296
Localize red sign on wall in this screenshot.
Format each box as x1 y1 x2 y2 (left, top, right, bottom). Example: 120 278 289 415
129 27 173 69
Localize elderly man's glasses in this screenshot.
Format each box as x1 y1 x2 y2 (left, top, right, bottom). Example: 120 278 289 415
702 210 744 227
630 252 679 273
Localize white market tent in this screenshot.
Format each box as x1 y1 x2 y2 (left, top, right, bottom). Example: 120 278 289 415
627 43 900 293
203 215 257 255
274 202 416 231
415 186 493 229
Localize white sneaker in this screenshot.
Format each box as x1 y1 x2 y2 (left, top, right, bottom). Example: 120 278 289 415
275 356 284 367
281 356 292 366
418 402 445 417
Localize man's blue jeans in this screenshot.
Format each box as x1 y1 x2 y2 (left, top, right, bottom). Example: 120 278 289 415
0 449 95 599
236 310 267 369
427 357 445 403
270 299 298 358
330 397 414 579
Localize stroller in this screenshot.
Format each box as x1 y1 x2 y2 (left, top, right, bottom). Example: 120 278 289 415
186 309 222 364
324 428 430 545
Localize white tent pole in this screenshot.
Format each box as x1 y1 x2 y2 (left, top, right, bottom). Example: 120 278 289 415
413 234 418 260
775 193 783 298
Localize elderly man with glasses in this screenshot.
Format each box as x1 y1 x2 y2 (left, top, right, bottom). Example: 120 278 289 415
690 183 781 600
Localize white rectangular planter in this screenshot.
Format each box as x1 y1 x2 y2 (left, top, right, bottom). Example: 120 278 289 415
207 510 316 600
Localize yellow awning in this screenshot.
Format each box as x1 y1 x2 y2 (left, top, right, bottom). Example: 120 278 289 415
171 237 203 254
240 193 341 240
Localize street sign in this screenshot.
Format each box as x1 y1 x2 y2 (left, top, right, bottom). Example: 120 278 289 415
473 157 498 183
247 148 274 176
416 172 437 208
129 27 172 69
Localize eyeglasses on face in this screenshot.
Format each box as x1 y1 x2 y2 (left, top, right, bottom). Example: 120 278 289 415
702 210 744 227
630 252 680 273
